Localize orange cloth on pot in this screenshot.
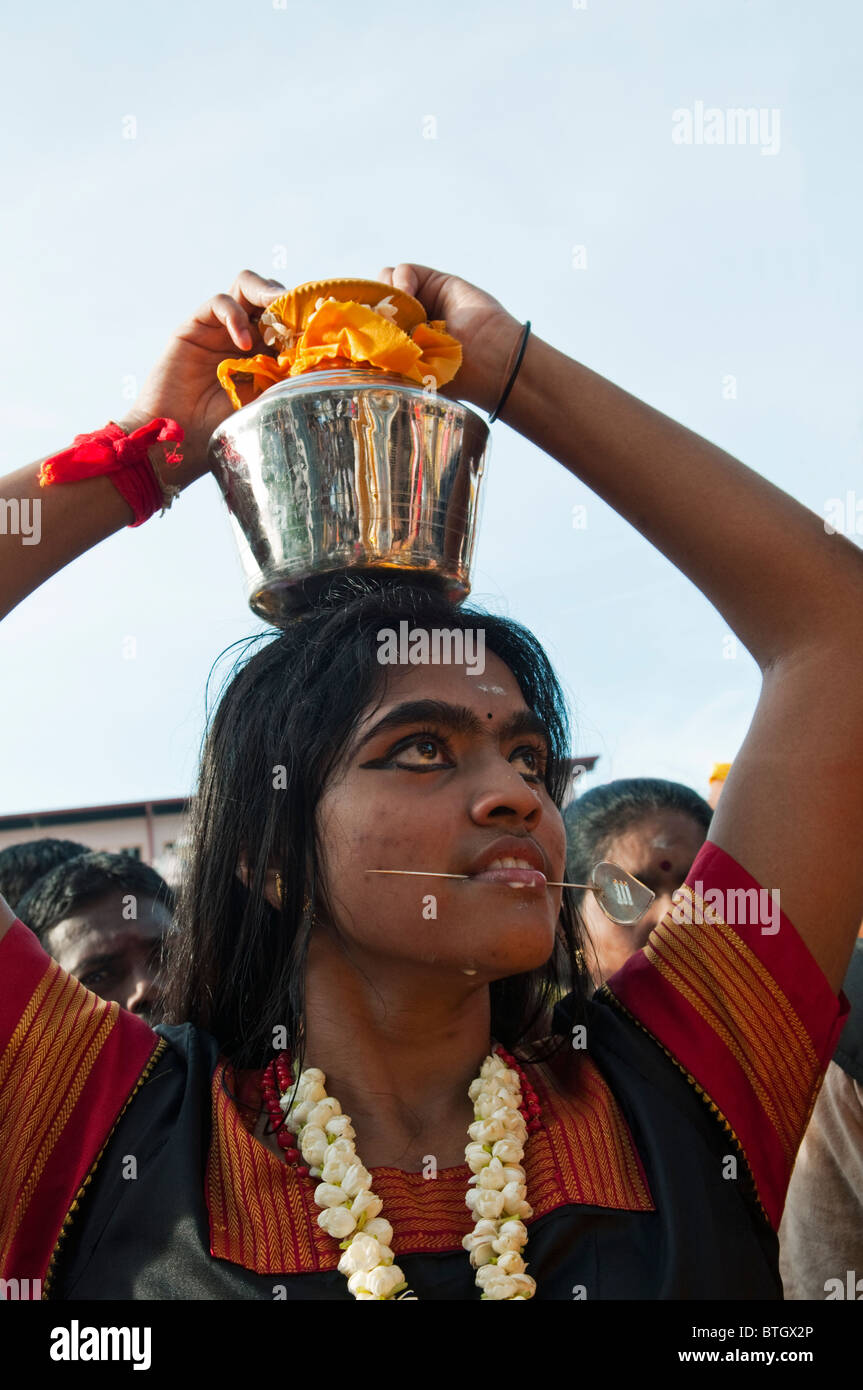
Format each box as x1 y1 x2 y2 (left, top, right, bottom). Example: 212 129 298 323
217 296 462 410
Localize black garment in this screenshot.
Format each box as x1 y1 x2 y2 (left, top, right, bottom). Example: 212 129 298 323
49 995 780 1301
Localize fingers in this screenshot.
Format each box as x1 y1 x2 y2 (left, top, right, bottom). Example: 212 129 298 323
208 293 257 352
230 268 286 312
193 271 286 352
378 264 427 295
394 263 420 295
378 263 453 317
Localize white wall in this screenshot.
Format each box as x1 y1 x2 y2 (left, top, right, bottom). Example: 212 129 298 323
0 811 187 867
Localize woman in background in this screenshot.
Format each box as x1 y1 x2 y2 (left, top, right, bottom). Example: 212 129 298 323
564 779 712 990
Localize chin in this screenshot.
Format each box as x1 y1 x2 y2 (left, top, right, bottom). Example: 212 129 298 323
467 915 557 979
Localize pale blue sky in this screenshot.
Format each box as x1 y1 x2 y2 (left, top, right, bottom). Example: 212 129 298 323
1 0 860 815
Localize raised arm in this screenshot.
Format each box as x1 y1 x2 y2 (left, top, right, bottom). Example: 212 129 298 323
0 270 286 944
0 271 284 623
379 263 863 991
511 340 863 989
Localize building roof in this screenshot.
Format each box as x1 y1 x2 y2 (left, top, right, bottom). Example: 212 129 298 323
0 798 188 833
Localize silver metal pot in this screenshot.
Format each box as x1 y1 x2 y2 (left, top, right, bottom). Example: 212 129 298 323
207 366 491 623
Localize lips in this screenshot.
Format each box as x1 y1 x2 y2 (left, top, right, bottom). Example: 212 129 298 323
465 837 549 890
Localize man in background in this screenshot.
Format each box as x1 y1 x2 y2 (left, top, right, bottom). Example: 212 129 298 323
15 851 173 1026
0 837 88 914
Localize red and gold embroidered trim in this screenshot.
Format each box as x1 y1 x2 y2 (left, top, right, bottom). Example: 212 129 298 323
0 960 118 1267
604 853 838 1230
0 923 163 1287
41 1037 168 1298
207 1051 654 1275
646 883 819 1165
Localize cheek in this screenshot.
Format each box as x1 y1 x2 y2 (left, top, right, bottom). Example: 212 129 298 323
316 779 442 894
543 806 567 875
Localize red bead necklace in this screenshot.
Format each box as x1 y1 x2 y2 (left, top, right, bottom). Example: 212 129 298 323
259 1042 542 1171
494 1044 543 1135
260 1050 310 1175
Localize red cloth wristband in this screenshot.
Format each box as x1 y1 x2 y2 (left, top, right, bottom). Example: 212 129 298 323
110 454 165 527
38 419 184 527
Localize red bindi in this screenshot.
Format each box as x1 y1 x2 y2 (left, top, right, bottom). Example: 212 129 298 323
660 859 672 871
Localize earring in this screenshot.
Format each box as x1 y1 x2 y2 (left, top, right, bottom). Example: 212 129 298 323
274 873 314 918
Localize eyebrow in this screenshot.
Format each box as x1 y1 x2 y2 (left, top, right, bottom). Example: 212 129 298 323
70 935 166 972
354 699 550 754
72 950 123 974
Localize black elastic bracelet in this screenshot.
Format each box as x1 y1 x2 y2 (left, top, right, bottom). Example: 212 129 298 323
488 320 531 424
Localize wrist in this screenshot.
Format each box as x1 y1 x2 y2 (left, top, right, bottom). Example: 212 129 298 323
488 332 551 431
117 410 209 489
463 312 526 415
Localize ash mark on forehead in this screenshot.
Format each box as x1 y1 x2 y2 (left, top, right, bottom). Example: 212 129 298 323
475 684 506 694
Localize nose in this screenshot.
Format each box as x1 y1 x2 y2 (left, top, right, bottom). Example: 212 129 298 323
126 969 161 1018
469 757 545 829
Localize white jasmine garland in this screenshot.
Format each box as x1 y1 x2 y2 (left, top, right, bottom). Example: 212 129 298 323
299 1125 328 1167
325 1115 356 1140
306 1097 342 1127
283 1052 536 1301
320 1150 351 1184
361 1216 391 1243
348 1190 383 1223
341 1162 374 1197
317 1205 357 1239
313 1182 351 1209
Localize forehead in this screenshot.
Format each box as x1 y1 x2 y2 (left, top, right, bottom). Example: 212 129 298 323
46 890 172 958
359 651 530 724
608 810 705 861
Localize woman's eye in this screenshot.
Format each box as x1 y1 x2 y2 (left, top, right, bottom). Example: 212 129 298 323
511 745 546 778
394 736 449 767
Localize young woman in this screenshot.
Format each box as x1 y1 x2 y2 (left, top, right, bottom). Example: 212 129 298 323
1 264 861 1301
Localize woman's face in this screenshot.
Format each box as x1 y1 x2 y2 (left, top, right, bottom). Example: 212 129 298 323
313 651 567 982
580 808 706 987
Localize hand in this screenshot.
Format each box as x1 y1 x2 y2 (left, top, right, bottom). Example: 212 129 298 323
120 270 285 479
377 263 523 413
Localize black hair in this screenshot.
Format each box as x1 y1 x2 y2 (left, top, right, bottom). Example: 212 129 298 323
564 777 712 904
164 575 591 1070
16 851 174 943
0 837 89 914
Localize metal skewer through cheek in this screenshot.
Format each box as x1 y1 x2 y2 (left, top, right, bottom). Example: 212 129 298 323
364 865 657 925
365 868 595 890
